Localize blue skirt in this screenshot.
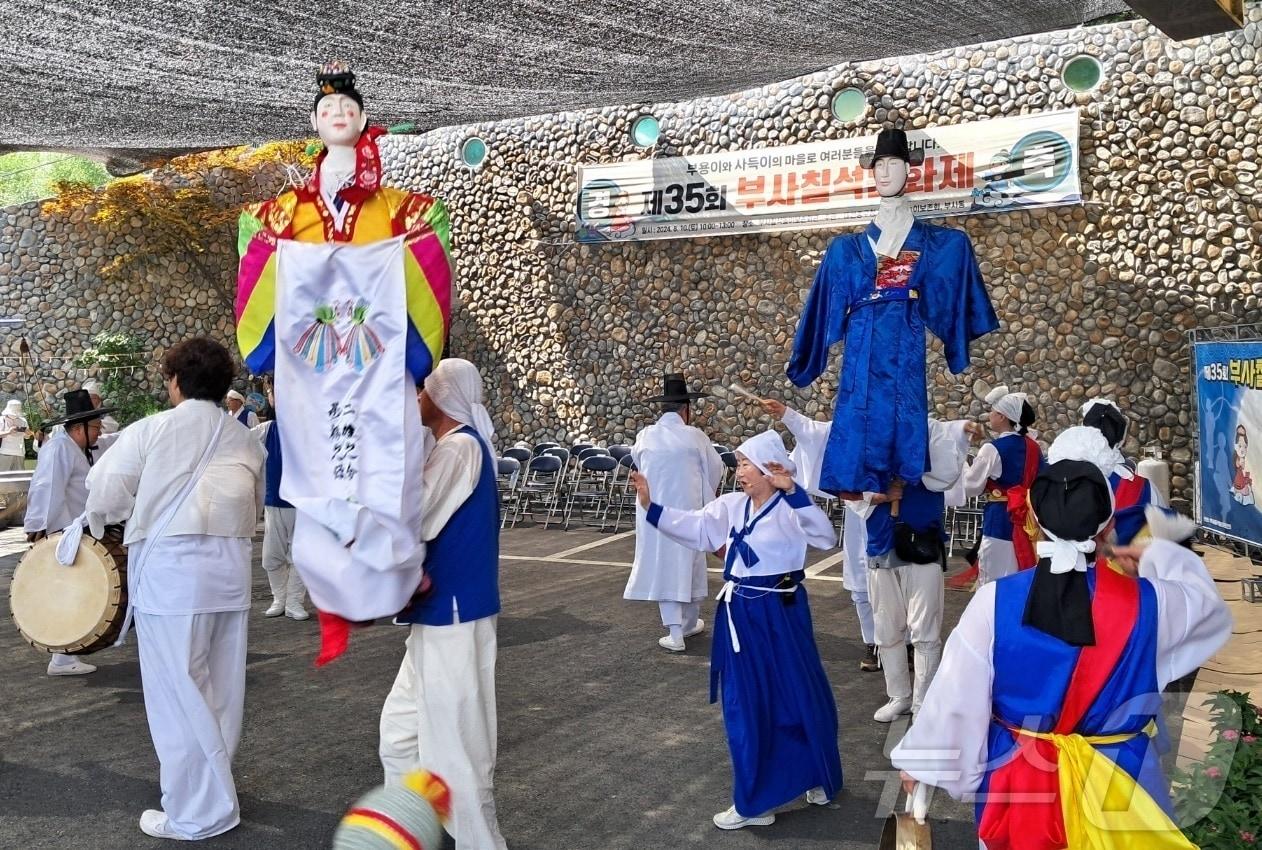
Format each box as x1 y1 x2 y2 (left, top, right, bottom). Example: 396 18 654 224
711 571 843 817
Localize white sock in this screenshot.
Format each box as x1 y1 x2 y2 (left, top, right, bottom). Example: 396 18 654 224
668 624 684 642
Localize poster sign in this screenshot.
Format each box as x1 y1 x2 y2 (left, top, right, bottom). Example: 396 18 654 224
1195 339 1262 546
576 109 1081 243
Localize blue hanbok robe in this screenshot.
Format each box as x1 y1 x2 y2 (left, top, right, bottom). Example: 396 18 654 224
647 488 841 817
787 221 998 494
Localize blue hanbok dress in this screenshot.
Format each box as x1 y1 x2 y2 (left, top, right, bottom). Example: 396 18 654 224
787 221 999 494
647 487 841 817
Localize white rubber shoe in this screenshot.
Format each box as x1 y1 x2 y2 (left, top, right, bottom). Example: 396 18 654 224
874 697 913 723
713 805 775 829
683 618 706 638
47 654 96 676
658 634 686 652
139 809 191 840
805 787 830 806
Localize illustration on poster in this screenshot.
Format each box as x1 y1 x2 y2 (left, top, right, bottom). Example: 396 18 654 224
1195 340 1262 546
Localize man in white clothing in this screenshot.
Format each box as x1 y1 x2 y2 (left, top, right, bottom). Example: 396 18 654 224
761 397 880 671
86 338 265 841
251 389 308 620
0 399 29 471
82 380 121 435
624 373 724 652
23 388 112 676
379 358 507 850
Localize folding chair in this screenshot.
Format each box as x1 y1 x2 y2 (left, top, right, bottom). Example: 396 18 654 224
532 441 561 456
947 494 984 557
564 454 619 530
569 442 594 459
496 457 521 528
517 454 565 528
712 443 732 456
719 450 739 492
607 453 640 532
502 446 531 465
607 444 632 461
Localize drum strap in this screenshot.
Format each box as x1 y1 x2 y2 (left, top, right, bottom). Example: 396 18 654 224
111 413 228 646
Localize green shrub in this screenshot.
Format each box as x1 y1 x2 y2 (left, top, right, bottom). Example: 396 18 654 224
1172 690 1261 848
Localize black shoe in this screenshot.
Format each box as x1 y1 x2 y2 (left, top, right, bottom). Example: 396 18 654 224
860 644 881 672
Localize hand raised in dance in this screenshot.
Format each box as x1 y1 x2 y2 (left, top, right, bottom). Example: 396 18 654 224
629 470 651 509
760 398 787 419
763 462 796 493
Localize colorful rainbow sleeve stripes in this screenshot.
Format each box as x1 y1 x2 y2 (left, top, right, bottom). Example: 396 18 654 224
235 194 453 382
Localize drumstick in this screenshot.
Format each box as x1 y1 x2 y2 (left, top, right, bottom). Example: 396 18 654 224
728 383 767 405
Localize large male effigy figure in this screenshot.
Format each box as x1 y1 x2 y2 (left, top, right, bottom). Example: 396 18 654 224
787 128 999 494
236 63 453 663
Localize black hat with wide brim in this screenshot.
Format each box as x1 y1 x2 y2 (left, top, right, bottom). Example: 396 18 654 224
859 128 926 169
43 389 116 428
645 373 709 403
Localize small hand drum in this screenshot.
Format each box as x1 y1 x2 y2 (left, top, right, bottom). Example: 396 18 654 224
10 529 128 655
880 785 932 850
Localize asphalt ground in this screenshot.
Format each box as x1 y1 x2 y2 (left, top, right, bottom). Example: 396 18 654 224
0 522 988 849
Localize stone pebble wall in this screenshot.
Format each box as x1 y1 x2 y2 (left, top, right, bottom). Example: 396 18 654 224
383 10 1262 501
3 11 1260 501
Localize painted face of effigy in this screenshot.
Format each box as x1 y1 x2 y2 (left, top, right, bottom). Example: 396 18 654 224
311 94 367 148
873 156 909 198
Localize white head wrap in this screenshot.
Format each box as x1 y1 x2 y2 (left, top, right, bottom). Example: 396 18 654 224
1035 426 1116 574
735 430 797 478
225 389 245 403
425 358 496 451
3 399 24 418
82 380 103 397
984 385 1028 428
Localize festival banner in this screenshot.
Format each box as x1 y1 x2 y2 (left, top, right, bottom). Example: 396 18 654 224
1195 339 1262 547
576 109 1081 243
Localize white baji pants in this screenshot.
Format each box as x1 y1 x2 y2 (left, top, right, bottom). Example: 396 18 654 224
841 506 875 645
380 617 507 850
658 600 701 628
868 558 944 711
134 610 247 840
261 506 296 572
977 536 1019 586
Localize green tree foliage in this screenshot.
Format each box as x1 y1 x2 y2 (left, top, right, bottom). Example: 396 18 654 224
72 331 165 426
0 153 109 207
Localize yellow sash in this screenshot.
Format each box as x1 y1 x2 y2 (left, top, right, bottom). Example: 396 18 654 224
1010 723 1194 850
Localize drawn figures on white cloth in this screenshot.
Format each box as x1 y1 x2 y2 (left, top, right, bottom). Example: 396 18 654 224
1231 423 1255 506
293 299 385 373
328 401 360 483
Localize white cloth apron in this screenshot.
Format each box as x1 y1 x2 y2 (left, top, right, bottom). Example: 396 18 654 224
274 237 426 621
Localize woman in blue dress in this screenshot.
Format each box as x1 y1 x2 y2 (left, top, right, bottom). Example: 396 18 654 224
630 430 842 830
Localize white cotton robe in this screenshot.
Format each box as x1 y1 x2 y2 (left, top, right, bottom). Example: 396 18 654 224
889 539 1232 801
86 400 265 840
23 430 89 534
624 412 724 603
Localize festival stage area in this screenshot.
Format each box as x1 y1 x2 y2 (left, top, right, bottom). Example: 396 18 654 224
0 522 991 849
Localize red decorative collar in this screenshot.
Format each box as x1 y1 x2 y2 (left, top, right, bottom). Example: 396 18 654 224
302 125 387 206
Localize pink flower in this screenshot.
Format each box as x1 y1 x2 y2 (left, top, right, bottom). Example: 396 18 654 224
1222 729 1240 742
1245 735 1257 744
1241 831 1255 844
1205 766 1223 779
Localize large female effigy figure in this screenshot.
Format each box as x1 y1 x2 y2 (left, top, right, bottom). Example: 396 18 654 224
787 128 998 495
235 62 453 663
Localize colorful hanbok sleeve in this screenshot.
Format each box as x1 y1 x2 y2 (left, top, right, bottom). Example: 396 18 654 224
395 195 453 384
920 229 999 373
235 196 293 375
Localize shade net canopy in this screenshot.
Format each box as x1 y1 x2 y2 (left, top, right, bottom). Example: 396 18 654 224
1 0 1125 164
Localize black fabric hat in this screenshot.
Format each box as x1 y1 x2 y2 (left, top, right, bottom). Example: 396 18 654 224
314 61 364 111
43 389 116 428
1083 402 1128 449
859 128 926 169
645 373 709 404
1023 459 1114 647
